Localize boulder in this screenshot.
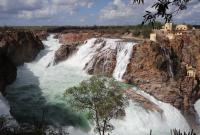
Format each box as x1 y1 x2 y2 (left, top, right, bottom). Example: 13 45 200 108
84 46 117 76
54 44 78 64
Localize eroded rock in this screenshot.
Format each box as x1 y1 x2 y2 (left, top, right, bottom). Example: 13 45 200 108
123 32 200 128
54 44 78 64
124 89 163 113
0 31 44 66
0 31 44 92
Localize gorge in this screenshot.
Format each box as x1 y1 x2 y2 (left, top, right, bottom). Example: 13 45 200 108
0 29 200 135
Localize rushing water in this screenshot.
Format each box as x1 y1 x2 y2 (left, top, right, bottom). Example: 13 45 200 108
195 101 200 122
6 35 90 129
161 47 174 78
113 42 135 81
4 35 192 135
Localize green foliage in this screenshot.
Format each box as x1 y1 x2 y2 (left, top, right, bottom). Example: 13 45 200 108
65 75 128 135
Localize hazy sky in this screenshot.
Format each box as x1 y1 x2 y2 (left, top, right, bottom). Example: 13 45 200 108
0 0 199 26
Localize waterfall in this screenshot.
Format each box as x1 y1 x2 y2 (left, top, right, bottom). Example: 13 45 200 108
161 47 174 78
5 35 192 135
6 34 90 128
113 42 135 81
195 100 200 122
110 87 190 135
67 38 135 80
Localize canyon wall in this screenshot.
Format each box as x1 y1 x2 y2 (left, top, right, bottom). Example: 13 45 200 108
0 31 44 93
124 32 200 112
55 30 200 127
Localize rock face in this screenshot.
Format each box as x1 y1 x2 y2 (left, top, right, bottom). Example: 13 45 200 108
54 31 200 122
84 48 117 75
54 44 78 64
0 50 17 93
84 39 117 75
123 31 200 128
0 31 44 66
58 32 96 45
57 29 129 45
0 31 44 92
34 30 49 40
124 89 163 113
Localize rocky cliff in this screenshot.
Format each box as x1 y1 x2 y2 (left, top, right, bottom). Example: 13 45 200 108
123 31 200 128
54 43 78 64
45 29 200 125
34 30 49 40
0 31 44 93
55 33 200 107
0 31 44 65
57 29 129 45
0 50 16 93
55 31 200 127
58 32 96 45
124 32 200 110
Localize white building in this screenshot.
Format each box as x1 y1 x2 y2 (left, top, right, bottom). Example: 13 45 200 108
176 24 188 31
150 33 157 42
162 23 173 31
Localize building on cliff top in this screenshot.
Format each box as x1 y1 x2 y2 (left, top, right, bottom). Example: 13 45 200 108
162 23 173 32
175 24 188 36
186 64 196 78
176 24 188 31
150 33 157 42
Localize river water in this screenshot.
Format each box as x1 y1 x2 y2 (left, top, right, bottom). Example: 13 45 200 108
3 35 193 135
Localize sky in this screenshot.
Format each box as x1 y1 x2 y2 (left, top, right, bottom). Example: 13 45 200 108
0 0 199 26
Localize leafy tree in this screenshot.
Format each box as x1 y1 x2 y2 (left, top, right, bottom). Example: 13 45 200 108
65 76 127 135
132 0 196 24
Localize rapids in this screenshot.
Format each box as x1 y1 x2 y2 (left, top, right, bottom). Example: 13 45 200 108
4 35 192 135
110 87 190 135
113 42 135 81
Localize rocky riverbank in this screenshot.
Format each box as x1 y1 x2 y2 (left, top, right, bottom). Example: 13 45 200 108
1 28 199 129
54 30 200 128
123 31 200 128
0 31 44 93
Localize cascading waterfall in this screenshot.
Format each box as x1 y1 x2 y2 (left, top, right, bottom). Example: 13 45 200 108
68 38 135 80
110 87 190 135
161 47 174 78
195 100 200 122
113 42 135 81
4 35 192 135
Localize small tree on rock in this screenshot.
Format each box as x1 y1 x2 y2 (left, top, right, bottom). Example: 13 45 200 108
65 76 127 135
